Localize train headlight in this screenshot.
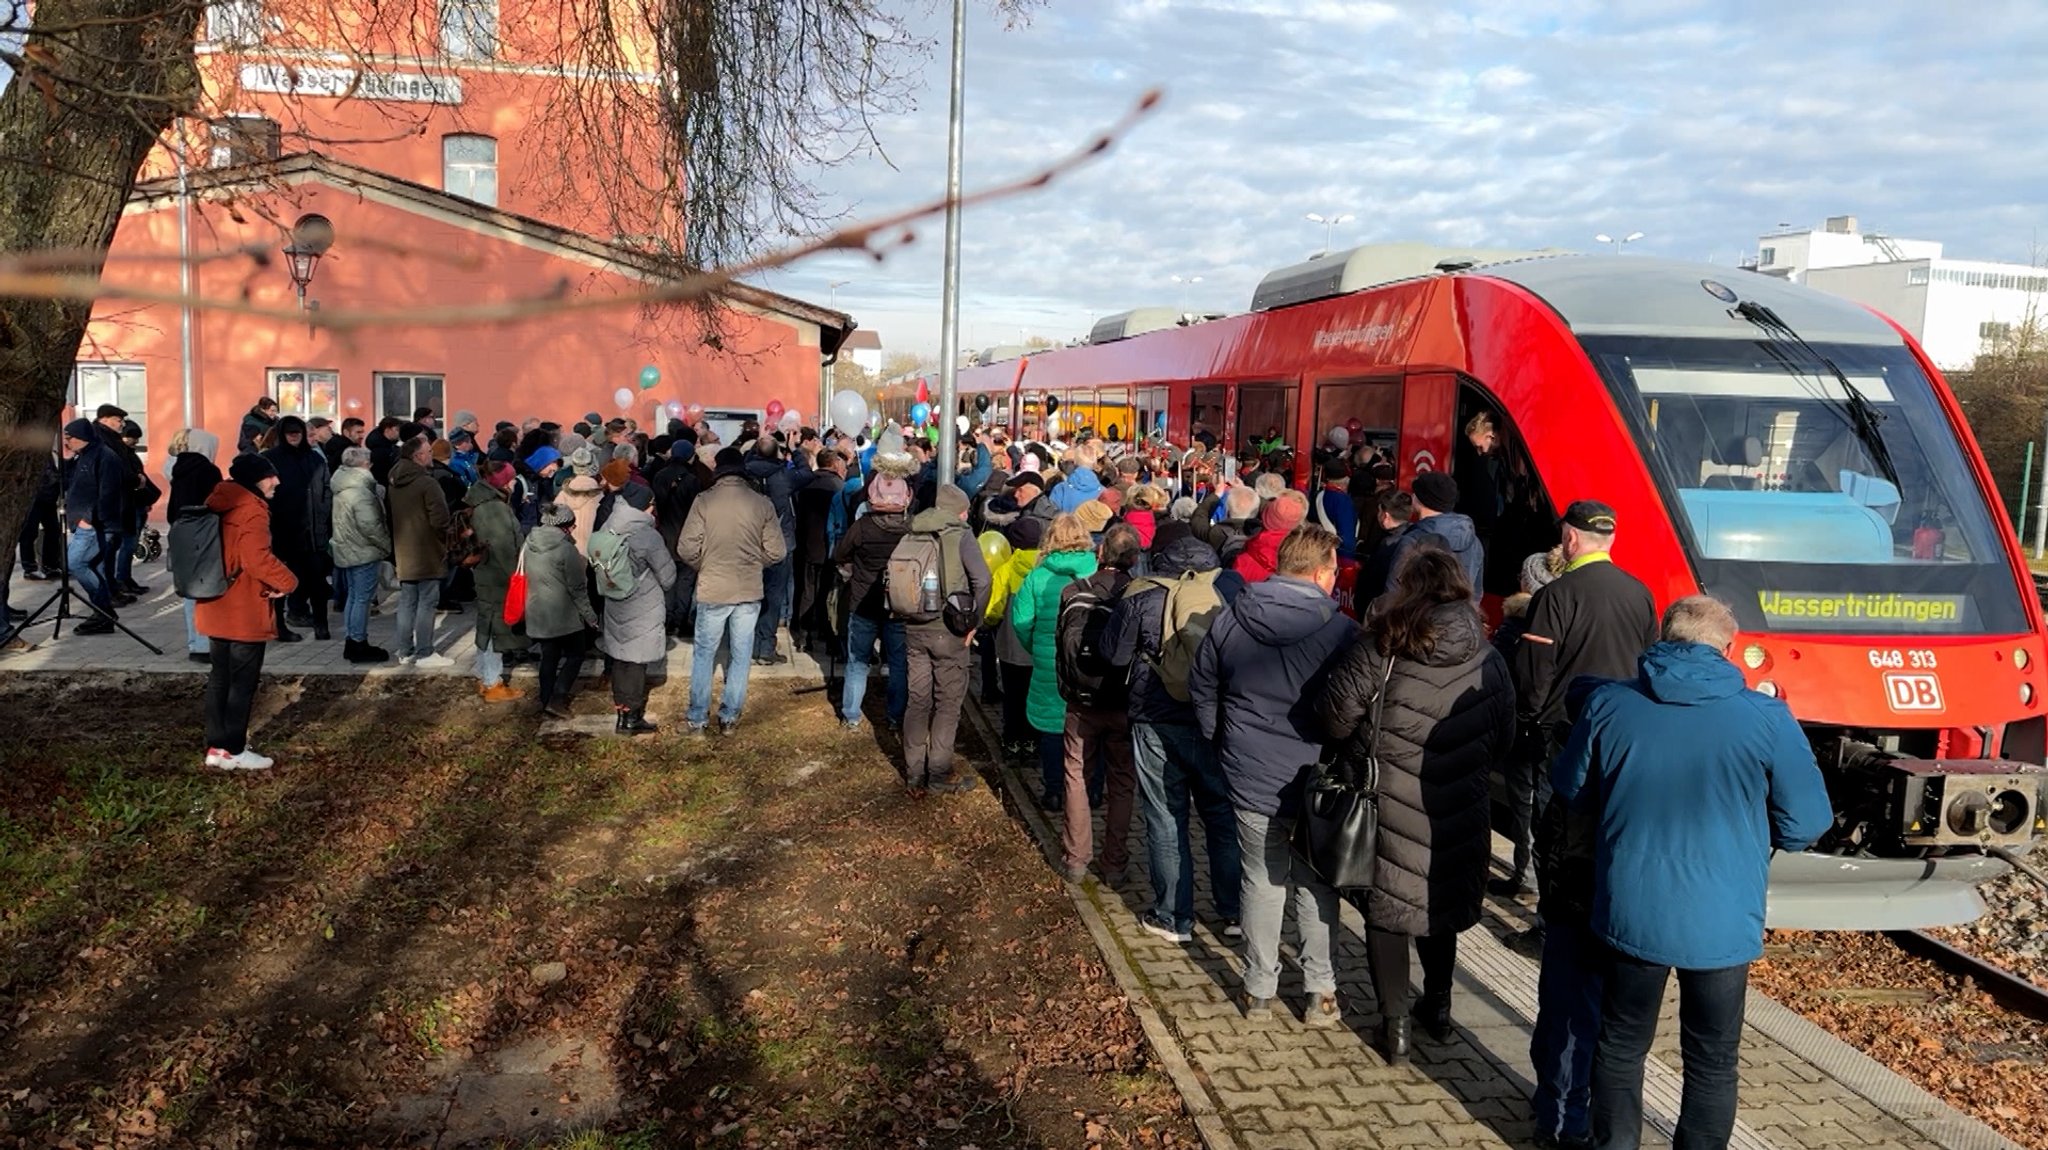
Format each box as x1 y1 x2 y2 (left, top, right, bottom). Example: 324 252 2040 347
2024 682 2036 706
2017 647 2032 671
1741 644 1768 670
1754 680 1780 698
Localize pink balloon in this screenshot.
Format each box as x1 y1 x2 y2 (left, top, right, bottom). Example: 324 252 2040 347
665 400 684 418
765 399 785 421
687 403 704 417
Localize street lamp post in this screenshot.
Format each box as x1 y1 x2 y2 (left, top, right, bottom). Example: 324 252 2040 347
935 0 966 485
1306 211 1355 253
1171 273 1202 311
282 213 335 337
1594 230 1645 253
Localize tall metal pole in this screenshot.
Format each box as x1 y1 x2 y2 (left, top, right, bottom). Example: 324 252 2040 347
2036 409 2048 558
935 0 966 486
175 120 198 431
2019 441 2035 545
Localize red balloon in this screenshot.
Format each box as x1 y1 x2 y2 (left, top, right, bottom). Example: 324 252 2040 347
1345 417 1364 434
916 378 930 405
765 399 785 421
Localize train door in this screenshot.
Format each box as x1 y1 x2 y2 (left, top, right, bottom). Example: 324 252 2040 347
1454 379 1559 598
1311 376 1403 470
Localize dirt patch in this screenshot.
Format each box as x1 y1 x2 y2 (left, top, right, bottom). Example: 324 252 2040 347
0 672 1196 1148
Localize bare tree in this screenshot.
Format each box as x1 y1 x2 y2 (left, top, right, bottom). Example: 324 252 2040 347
0 0 1044 574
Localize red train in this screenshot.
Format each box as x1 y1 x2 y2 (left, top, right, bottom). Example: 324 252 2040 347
948 251 2045 929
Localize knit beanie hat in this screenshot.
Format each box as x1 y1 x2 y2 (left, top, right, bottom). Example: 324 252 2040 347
430 438 453 463
452 409 479 431
228 452 277 493
525 445 562 473
1262 490 1309 533
1522 550 1564 593
539 502 575 528
63 418 97 443
483 461 516 489
670 440 695 463
1002 515 1044 550
1075 501 1113 534
621 483 654 511
935 484 970 519
1412 471 1460 514
568 446 599 477
599 458 632 490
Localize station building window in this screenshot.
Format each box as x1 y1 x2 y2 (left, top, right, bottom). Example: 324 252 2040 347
209 115 279 169
440 0 499 60
268 367 340 421
72 363 148 447
442 134 497 207
377 372 446 422
206 0 264 46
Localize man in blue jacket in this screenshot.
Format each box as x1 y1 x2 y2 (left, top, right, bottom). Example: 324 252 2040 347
1382 471 1482 599
1552 595 1832 1150
1190 524 1357 1027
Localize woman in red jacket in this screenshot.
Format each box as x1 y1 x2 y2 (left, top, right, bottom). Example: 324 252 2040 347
195 454 299 771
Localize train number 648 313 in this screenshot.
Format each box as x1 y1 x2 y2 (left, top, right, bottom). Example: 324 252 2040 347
1868 649 1939 670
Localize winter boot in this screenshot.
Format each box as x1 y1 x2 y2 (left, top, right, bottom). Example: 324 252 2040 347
272 601 303 643
618 709 658 736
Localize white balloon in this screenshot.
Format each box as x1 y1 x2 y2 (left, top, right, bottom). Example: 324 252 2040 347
828 389 867 434
957 414 971 436
1327 425 1350 449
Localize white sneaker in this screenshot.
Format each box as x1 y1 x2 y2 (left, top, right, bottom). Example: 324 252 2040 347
397 654 417 666
204 747 230 768
221 749 273 771
414 653 455 669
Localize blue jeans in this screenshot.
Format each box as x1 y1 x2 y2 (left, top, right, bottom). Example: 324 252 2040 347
109 529 133 587
1133 721 1241 931
1531 920 1604 1141
1236 810 1339 1000
183 597 209 655
67 528 111 611
1591 952 1749 1150
841 612 906 724
395 579 440 658
755 554 792 658
340 563 379 642
690 600 761 725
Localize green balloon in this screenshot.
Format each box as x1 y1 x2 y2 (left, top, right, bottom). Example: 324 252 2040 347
638 365 661 390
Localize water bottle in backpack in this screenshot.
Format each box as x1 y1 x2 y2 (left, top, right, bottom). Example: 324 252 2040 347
920 568 940 613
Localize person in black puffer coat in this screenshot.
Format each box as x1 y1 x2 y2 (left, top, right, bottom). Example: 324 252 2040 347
260 415 334 640
1314 546 1515 1063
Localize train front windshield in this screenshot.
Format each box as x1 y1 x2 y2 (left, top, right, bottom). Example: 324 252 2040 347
1585 335 2029 636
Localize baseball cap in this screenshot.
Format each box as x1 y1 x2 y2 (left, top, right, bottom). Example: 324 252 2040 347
1562 500 1618 533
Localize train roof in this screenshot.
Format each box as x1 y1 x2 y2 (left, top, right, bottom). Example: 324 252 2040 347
1475 254 1900 345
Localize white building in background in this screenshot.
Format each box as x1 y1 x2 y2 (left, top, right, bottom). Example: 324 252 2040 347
841 330 884 374
1746 215 2046 370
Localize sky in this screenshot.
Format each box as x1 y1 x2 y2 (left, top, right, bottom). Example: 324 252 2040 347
752 0 2048 363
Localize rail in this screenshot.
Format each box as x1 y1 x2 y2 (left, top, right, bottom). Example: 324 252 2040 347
1886 929 2048 1022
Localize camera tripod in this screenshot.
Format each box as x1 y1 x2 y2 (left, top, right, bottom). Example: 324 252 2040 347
3 441 163 655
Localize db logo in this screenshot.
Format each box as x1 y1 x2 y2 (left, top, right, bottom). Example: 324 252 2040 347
1412 449 1437 473
1883 672 1945 712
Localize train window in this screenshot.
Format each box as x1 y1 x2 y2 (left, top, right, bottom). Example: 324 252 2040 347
1189 385 1227 449
1455 385 1558 597
1236 383 1298 460
1586 335 2027 636
1313 379 1401 460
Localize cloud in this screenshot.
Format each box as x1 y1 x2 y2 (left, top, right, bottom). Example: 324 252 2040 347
756 0 2048 360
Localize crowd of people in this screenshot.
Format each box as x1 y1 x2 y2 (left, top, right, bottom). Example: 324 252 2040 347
11 397 1837 1150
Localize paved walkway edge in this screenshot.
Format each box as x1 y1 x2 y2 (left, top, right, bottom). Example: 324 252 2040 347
962 700 1242 1150
1741 993 2023 1150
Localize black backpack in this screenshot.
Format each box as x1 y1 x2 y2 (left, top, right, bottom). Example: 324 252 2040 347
1055 570 1130 710
168 507 233 600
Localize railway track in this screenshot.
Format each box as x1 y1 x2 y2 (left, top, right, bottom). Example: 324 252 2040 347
1888 929 2048 1021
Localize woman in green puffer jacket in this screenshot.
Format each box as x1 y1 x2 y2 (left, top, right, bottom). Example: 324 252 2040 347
1010 513 1098 817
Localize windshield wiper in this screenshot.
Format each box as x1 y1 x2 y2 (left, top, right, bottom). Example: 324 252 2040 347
1730 299 1904 494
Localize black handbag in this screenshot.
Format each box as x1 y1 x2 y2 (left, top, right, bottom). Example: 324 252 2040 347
1292 652 1392 891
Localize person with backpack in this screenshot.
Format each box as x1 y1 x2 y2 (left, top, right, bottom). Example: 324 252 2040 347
831 471 914 731
1010 514 1099 845
984 513 1043 758
388 435 455 668
196 454 298 771
896 485 991 793
1314 547 1517 1062
1053 523 1142 881
167 428 224 662
1189 524 1357 1027
1103 531 1242 945
329 447 392 664
674 448 785 734
464 462 532 702
526 502 602 719
594 485 675 734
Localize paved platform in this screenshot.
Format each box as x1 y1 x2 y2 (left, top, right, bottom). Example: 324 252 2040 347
1 568 2023 1150
0 573 825 684
959 702 2023 1150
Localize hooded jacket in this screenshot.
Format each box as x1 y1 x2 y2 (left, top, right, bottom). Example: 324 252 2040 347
1010 548 1100 734
743 453 799 549
237 406 277 456
1384 512 1483 600
194 481 298 642
522 521 600 641
1122 507 1157 549
1316 603 1516 936
598 500 677 664
558 474 605 556
1232 528 1285 584
984 543 1041 666
463 481 531 652
676 471 785 605
260 417 332 555
1103 533 1220 726
167 430 223 526
833 506 912 621
328 465 392 569
1189 574 1356 818
794 469 844 564
387 457 453 581
1553 641 1834 969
